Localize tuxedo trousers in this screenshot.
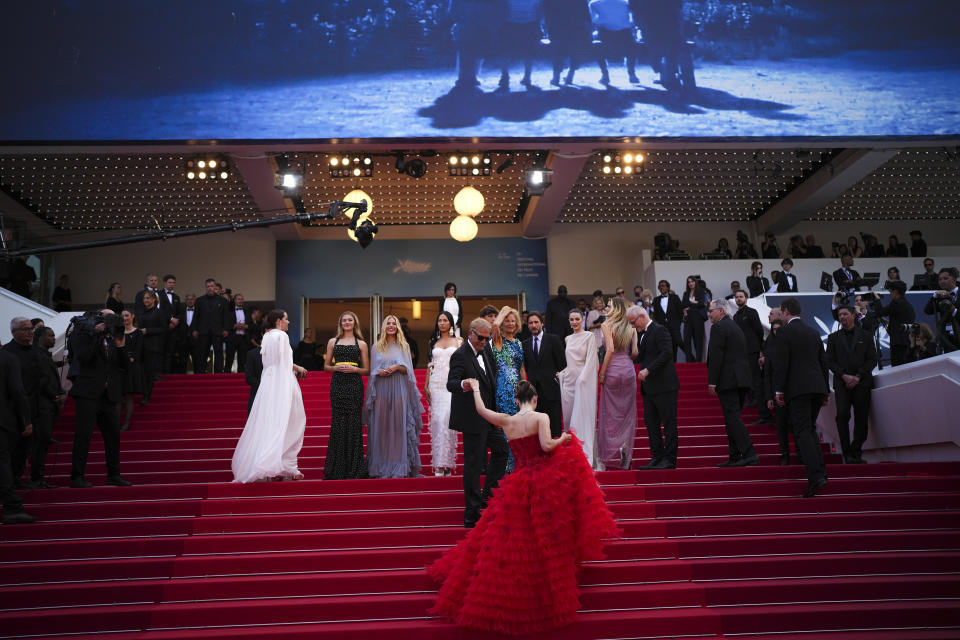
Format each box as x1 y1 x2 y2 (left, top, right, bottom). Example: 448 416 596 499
0 430 24 515
717 389 755 460
225 334 249 373
834 383 871 457
30 402 58 482
642 390 678 463
196 333 225 373
72 395 121 480
461 425 508 525
786 394 827 484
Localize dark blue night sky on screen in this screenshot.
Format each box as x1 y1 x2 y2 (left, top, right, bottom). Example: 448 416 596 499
3 0 959 140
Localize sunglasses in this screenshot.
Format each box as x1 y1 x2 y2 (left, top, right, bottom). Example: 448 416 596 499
471 331 490 342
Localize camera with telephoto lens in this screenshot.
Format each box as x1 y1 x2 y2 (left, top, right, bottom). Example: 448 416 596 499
68 310 124 340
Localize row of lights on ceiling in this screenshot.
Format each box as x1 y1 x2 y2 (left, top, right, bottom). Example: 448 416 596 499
602 152 645 175
184 155 230 181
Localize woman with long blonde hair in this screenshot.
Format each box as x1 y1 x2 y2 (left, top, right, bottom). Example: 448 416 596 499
364 315 423 478
597 297 638 470
323 311 370 479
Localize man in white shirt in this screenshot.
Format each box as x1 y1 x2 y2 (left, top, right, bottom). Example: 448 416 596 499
777 258 799 293
225 293 251 373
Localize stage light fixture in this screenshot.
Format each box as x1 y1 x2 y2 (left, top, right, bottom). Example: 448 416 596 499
600 151 645 176
185 155 229 182
275 155 304 196
330 154 374 178
496 156 515 174
448 153 492 176
524 168 553 196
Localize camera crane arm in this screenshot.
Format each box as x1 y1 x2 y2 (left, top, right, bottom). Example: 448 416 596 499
0 200 368 258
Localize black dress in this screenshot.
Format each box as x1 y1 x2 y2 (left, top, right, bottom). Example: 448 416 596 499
324 338 368 479
105 297 124 314
52 287 72 312
122 329 143 394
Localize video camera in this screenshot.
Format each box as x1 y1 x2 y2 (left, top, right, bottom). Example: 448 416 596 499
67 310 124 340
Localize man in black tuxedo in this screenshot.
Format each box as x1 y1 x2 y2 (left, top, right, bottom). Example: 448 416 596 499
628 306 680 469
4 317 41 489
159 274 181 373
68 310 132 488
446 317 507 528
522 311 566 438
134 273 162 319
833 255 866 297
652 279 683 361
825 306 877 464
706 300 758 467
30 326 65 489
544 285 575 338
177 294 199 373
777 258 799 292
193 278 230 373
244 346 263 415
732 290 771 425
775 298 830 498
0 348 35 523
138 290 167 404
225 293 253 373
876 281 915 366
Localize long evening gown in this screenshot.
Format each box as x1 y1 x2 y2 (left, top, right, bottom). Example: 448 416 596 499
427 433 620 635
364 342 423 478
493 338 523 472
561 330 599 467
323 338 368 479
597 347 637 470
428 343 459 472
231 329 306 483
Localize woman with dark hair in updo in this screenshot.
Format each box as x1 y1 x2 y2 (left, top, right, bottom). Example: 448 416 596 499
231 309 309 483
428 379 619 635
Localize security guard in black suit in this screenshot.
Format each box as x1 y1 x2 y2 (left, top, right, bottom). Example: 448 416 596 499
825 306 878 464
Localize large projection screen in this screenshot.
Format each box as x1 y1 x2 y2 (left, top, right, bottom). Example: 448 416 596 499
2 0 959 141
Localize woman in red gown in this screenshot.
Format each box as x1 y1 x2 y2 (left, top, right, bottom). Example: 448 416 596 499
427 380 620 635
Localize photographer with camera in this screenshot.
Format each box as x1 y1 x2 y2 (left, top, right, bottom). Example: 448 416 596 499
875 281 915 366
923 267 960 353
906 323 938 362
825 306 878 464
67 309 132 488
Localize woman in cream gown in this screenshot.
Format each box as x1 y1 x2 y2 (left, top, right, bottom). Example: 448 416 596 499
560 308 599 468
231 310 308 483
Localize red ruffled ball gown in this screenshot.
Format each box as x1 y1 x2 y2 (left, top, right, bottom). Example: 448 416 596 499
427 433 621 635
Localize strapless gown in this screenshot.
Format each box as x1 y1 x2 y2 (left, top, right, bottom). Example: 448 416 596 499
427 433 620 635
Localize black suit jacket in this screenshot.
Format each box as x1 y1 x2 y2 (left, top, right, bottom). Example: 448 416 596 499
446 342 497 434
134 287 171 320
244 347 263 412
522 332 566 402
825 327 877 391
707 316 752 391
0 350 30 435
227 306 252 336
877 296 916 347
178 305 200 341
834 267 863 293
194 293 230 335
160 290 181 318
762 331 782 403
637 322 679 396
777 271 799 293
652 293 683 334
139 306 167 354
746 276 770 298
774 318 829 401
733 305 764 354
68 331 128 403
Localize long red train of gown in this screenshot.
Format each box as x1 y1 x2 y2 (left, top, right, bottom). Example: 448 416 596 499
427 434 621 635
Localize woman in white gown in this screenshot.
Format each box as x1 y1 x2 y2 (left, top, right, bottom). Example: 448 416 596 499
424 311 462 476
231 310 308 483
560 308 599 468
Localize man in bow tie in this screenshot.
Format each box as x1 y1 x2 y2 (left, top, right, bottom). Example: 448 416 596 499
225 293 252 373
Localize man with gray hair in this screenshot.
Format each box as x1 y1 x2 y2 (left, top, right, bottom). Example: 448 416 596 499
706 300 758 467
4 317 41 489
627 305 680 469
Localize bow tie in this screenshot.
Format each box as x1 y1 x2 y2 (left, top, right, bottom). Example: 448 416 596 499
236 308 244 310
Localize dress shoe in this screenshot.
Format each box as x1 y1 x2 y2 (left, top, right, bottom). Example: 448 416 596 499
852 456 867 464
13 479 29 491
2 511 38 525
140 398 150 406
70 477 93 488
749 419 771 426
802 477 828 498
120 423 130 432
464 520 476 529
640 458 663 470
29 480 57 490
717 459 738 467
106 475 133 487
652 459 676 469
731 455 760 467
779 455 790 466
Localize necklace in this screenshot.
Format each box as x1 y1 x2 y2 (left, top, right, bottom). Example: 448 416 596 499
516 408 534 416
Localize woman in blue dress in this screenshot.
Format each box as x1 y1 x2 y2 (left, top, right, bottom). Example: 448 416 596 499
491 306 525 472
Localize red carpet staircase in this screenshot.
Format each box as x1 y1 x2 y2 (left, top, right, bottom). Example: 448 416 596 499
2 363 959 639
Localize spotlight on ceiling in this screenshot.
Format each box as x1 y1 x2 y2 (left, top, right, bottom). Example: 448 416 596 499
329 154 373 178
524 168 553 196
274 155 303 197
186 155 229 181
496 155 515 174
449 153 492 177
600 151 645 176
396 153 427 178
